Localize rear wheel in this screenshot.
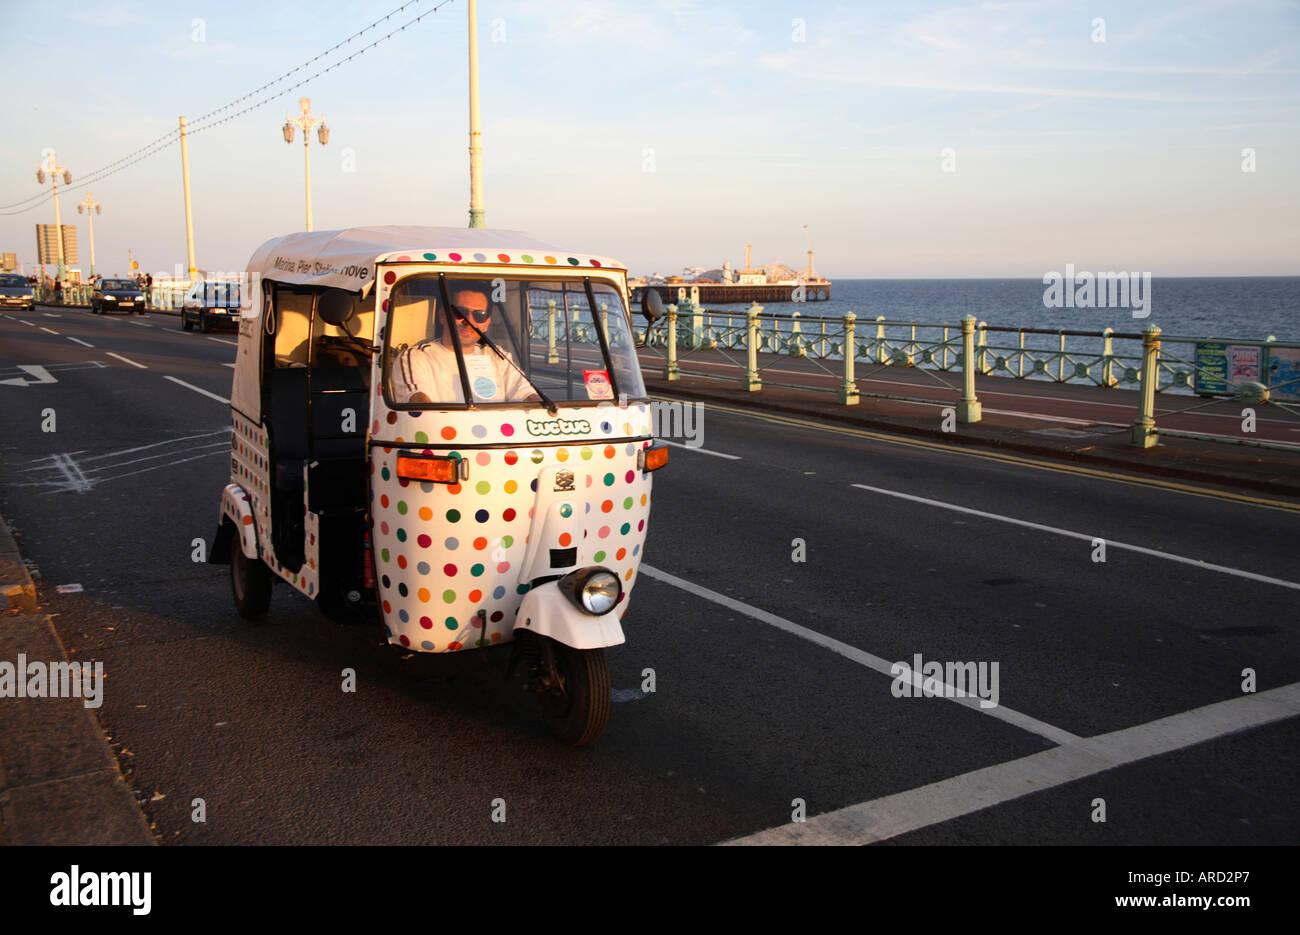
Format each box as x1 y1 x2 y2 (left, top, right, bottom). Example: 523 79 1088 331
537 641 610 746
231 542 271 620
181 313 193 331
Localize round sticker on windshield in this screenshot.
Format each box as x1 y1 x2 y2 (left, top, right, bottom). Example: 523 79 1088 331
472 376 498 398
583 369 613 400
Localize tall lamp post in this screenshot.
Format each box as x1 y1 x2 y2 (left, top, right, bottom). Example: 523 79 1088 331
281 97 329 232
77 193 102 277
467 0 485 228
35 151 72 280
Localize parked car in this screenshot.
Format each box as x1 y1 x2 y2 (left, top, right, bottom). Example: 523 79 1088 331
181 280 240 332
92 278 146 315
0 273 35 311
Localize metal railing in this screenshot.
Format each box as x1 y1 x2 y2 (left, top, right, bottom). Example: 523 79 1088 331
636 303 1299 450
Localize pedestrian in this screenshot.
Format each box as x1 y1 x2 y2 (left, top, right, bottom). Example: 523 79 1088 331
145 272 153 308
53 278 62 303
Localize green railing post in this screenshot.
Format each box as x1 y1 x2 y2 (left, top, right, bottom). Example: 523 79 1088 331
1101 327 1116 387
546 299 559 364
690 298 703 350
977 321 991 374
1129 324 1162 448
664 303 679 381
789 307 806 357
958 314 982 423
840 312 859 405
1017 330 1025 377
744 301 763 392
875 315 887 364
1058 332 1066 382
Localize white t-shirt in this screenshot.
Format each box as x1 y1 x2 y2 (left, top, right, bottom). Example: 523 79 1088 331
393 340 532 404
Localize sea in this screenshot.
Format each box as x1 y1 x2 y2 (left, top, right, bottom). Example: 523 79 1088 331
700 277 1299 342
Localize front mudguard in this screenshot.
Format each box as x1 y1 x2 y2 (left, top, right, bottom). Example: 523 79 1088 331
211 483 258 565
513 580 625 650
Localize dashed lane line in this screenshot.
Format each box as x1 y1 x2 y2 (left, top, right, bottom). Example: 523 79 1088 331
689 400 1300 515
206 336 238 346
637 563 1080 746
39 326 59 335
660 439 740 460
66 337 94 348
851 482 1300 591
725 681 1300 844
163 375 229 404
105 352 147 369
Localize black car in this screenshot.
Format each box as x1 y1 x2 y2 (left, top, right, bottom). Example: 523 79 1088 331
181 280 240 332
0 273 35 311
92 278 146 315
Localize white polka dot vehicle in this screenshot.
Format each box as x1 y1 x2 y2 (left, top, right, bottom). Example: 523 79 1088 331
211 227 668 745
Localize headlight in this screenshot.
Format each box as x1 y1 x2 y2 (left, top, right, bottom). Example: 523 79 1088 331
22 294 32 300
557 566 623 615
104 295 116 301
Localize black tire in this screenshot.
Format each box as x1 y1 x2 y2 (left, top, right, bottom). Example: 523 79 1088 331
538 641 611 746
199 311 210 333
182 313 193 331
231 542 272 620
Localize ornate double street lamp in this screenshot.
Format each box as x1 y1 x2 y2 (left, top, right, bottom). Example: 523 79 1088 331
281 97 329 232
77 192 102 277
35 151 72 280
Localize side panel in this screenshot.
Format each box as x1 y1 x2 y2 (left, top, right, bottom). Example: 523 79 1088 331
219 484 258 558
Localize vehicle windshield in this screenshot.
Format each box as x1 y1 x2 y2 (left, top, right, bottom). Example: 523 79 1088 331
0 274 26 287
102 279 137 290
196 281 239 306
385 275 646 408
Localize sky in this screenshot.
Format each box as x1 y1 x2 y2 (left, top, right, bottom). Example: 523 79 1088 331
0 0 1297 279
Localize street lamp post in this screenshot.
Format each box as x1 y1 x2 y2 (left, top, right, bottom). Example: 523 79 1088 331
35 151 72 280
77 193 102 277
282 97 329 232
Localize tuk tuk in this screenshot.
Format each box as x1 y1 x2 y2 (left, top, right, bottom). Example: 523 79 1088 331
210 226 667 744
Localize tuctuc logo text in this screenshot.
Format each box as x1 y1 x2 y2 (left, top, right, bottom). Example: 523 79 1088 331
526 417 592 436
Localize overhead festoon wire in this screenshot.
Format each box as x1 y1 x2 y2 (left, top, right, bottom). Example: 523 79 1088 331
0 0 454 216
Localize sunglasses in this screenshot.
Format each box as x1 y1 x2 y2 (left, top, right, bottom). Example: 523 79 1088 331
452 304 492 325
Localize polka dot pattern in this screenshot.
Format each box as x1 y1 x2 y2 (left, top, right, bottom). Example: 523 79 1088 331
369 419 654 652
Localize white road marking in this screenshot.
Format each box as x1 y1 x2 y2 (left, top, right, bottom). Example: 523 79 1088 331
851 483 1300 591
73 428 229 462
223 362 236 368
66 336 94 348
726 681 1300 845
163 375 229 404
43 312 60 318
129 319 152 327
0 364 58 387
50 452 92 493
105 352 147 369
638 563 1079 746
206 336 238 346
659 439 741 460
15 319 35 326
40 326 59 335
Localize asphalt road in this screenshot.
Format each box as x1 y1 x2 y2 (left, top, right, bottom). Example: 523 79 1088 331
1 303 1297 845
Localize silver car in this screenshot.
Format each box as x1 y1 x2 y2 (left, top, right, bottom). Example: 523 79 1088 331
0 273 35 311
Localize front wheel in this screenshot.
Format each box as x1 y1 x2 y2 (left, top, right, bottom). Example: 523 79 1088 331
181 313 193 331
231 543 271 620
537 641 610 746
199 311 210 333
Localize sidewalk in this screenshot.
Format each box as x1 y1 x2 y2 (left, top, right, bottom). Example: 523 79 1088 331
642 367 1300 500
0 513 155 845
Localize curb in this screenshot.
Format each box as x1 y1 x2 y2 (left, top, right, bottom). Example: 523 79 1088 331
0 515 36 615
0 512 156 846
646 381 1300 500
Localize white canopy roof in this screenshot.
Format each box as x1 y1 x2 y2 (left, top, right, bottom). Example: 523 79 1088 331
244 226 626 294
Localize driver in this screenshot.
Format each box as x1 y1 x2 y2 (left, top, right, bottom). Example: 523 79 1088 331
392 282 538 405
